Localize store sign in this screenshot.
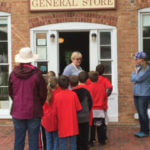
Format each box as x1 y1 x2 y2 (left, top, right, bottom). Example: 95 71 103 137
29 0 116 11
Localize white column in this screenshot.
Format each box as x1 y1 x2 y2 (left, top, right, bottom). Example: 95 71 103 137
89 30 99 71
48 31 59 76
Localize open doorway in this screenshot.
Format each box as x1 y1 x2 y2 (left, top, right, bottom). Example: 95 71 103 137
59 32 89 74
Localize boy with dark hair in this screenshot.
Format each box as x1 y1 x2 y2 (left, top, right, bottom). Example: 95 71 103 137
69 75 79 88
96 64 113 97
70 71 93 150
54 75 82 150
88 71 107 146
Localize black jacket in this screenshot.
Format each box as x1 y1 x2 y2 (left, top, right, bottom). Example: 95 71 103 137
73 88 93 123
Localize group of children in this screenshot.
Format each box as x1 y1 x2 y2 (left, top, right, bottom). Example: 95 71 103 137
41 64 113 150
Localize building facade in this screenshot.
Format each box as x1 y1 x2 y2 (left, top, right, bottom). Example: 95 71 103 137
0 0 150 125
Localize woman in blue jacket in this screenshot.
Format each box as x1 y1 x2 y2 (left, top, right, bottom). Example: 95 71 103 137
131 52 150 138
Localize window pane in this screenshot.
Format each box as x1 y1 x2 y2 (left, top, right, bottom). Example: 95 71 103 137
101 46 111 59
36 33 47 46
37 62 48 74
0 42 8 63
143 27 150 37
143 39 150 60
100 32 111 45
0 18 8 41
37 46 47 60
0 25 7 40
142 15 150 27
0 87 8 101
0 66 8 86
101 61 111 74
36 33 47 60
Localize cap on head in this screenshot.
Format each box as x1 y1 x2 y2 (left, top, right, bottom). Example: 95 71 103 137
134 52 147 60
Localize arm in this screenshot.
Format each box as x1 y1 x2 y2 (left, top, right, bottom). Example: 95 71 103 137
87 92 93 111
38 72 47 105
62 65 71 77
74 93 82 112
131 69 150 83
105 78 113 96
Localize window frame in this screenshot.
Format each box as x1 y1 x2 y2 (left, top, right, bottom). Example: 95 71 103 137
0 12 12 118
138 7 150 55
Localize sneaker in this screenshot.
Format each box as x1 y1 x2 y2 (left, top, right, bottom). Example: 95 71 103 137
134 132 149 138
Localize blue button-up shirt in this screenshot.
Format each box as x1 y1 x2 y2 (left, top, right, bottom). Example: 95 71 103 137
131 65 150 96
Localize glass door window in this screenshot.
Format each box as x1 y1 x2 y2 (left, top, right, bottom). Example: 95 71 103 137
142 14 150 60
35 33 48 74
99 31 112 82
0 17 9 109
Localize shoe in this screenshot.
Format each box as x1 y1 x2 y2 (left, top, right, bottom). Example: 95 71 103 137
134 132 149 138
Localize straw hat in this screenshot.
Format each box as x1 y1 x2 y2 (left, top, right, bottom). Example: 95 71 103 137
15 47 38 63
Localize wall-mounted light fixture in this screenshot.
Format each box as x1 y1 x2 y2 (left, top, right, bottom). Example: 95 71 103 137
50 34 55 42
91 33 97 42
59 37 64 44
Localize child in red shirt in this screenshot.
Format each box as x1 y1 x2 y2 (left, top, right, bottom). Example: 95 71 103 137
54 75 82 150
42 77 61 150
87 71 107 146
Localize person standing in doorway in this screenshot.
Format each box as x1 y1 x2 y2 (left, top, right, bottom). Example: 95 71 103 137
131 52 150 138
63 51 83 77
9 47 47 150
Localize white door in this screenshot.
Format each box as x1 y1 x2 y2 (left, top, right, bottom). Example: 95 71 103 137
90 29 118 122
31 22 118 122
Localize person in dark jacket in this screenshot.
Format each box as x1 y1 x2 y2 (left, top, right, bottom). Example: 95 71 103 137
69 71 93 150
8 47 47 150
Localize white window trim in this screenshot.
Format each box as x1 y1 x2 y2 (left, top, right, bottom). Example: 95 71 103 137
138 7 150 52
0 12 12 119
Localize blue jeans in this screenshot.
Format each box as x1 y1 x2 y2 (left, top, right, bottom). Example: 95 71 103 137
59 136 77 150
13 118 41 150
45 131 59 150
134 96 150 134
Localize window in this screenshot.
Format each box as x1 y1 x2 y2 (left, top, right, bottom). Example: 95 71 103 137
0 17 9 109
35 33 48 74
142 14 150 60
99 31 112 82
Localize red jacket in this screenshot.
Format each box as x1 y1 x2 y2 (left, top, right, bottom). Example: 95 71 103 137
42 87 61 132
87 82 107 126
54 89 82 138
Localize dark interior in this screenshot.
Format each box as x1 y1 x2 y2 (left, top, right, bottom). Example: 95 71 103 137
59 32 89 75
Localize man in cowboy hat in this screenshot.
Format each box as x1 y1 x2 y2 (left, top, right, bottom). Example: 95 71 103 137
8 47 47 150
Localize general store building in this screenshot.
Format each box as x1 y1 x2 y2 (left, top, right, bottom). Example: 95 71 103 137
0 0 150 125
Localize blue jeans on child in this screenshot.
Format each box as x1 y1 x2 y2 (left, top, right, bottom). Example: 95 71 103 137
59 136 77 150
45 131 59 150
13 118 41 150
134 96 150 134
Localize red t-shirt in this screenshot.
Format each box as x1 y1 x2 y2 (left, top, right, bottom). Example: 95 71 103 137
87 82 107 126
87 76 113 110
54 89 82 138
42 87 61 132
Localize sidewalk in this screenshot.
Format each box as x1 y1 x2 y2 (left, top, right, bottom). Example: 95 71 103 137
0 125 150 150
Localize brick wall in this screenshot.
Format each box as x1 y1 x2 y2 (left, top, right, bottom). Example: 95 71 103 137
1 0 150 125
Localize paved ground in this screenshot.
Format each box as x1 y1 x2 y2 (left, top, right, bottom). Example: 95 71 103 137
0 125 150 150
